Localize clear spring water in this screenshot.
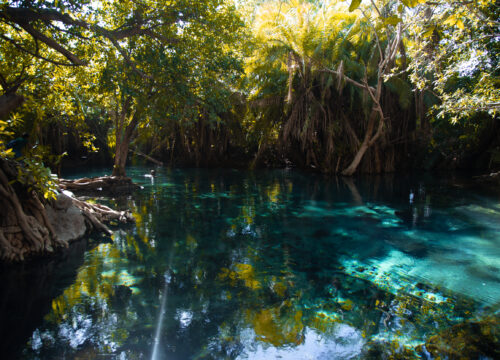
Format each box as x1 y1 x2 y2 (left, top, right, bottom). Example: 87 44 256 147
1 167 499 359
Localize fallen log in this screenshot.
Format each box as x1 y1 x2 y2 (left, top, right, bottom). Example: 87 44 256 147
59 175 140 195
474 171 500 184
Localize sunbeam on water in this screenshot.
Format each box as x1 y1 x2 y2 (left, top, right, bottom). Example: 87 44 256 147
1 167 499 359
151 255 172 360
151 270 172 360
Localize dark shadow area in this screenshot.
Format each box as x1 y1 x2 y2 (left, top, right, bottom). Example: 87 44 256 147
0 236 99 359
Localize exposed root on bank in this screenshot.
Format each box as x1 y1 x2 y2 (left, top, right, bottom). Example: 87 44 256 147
0 158 135 263
70 197 135 236
59 175 140 195
0 159 53 261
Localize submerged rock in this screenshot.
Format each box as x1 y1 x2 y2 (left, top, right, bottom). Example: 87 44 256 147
423 315 500 359
363 340 420 360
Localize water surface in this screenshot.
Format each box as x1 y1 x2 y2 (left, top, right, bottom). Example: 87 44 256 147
1 167 499 359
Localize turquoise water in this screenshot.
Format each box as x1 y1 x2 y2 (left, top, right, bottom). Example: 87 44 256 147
1 167 499 359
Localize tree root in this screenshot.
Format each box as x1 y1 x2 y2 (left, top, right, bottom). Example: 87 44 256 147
0 159 135 263
0 229 22 262
0 158 58 261
0 170 45 251
59 176 140 195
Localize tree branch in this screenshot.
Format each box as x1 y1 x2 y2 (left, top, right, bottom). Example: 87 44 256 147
108 37 154 80
369 0 382 17
320 68 376 93
0 5 179 70
361 8 383 61
14 19 86 65
0 34 80 66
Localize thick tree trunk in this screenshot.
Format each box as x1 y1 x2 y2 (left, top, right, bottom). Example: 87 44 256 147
342 107 385 176
337 24 401 176
0 93 25 119
112 141 129 177
342 118 385 176
111 97 141 177
342 142 371 176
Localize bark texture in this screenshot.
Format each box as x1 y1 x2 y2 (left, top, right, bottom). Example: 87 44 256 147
0 93 25 119
112 97 141 177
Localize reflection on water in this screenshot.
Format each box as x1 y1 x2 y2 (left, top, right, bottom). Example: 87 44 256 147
0 236 97 358
3 167 500 359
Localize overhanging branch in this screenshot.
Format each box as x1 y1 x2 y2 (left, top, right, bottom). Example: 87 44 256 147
0 5 179 71
0 34 80 66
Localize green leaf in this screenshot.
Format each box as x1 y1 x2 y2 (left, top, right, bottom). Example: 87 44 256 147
443 15 457 26
422 26 435 38
384 15 402 26
349 0 362 12
401 0 426 7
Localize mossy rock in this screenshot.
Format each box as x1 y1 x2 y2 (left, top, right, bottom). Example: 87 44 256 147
424 315 499 359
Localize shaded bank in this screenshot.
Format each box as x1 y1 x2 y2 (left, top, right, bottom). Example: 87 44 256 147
0 158 135 262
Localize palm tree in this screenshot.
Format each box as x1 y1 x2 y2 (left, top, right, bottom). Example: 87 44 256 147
246 0 408 174
247 0 361 170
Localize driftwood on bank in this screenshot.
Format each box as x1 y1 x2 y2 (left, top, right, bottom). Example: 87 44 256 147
59 175 140 195
474 171 500 184
0 158 135 262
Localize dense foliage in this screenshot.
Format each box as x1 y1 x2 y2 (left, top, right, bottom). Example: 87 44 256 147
0 0 498 176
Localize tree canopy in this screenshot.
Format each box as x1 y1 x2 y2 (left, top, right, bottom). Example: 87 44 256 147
0 0 498 176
